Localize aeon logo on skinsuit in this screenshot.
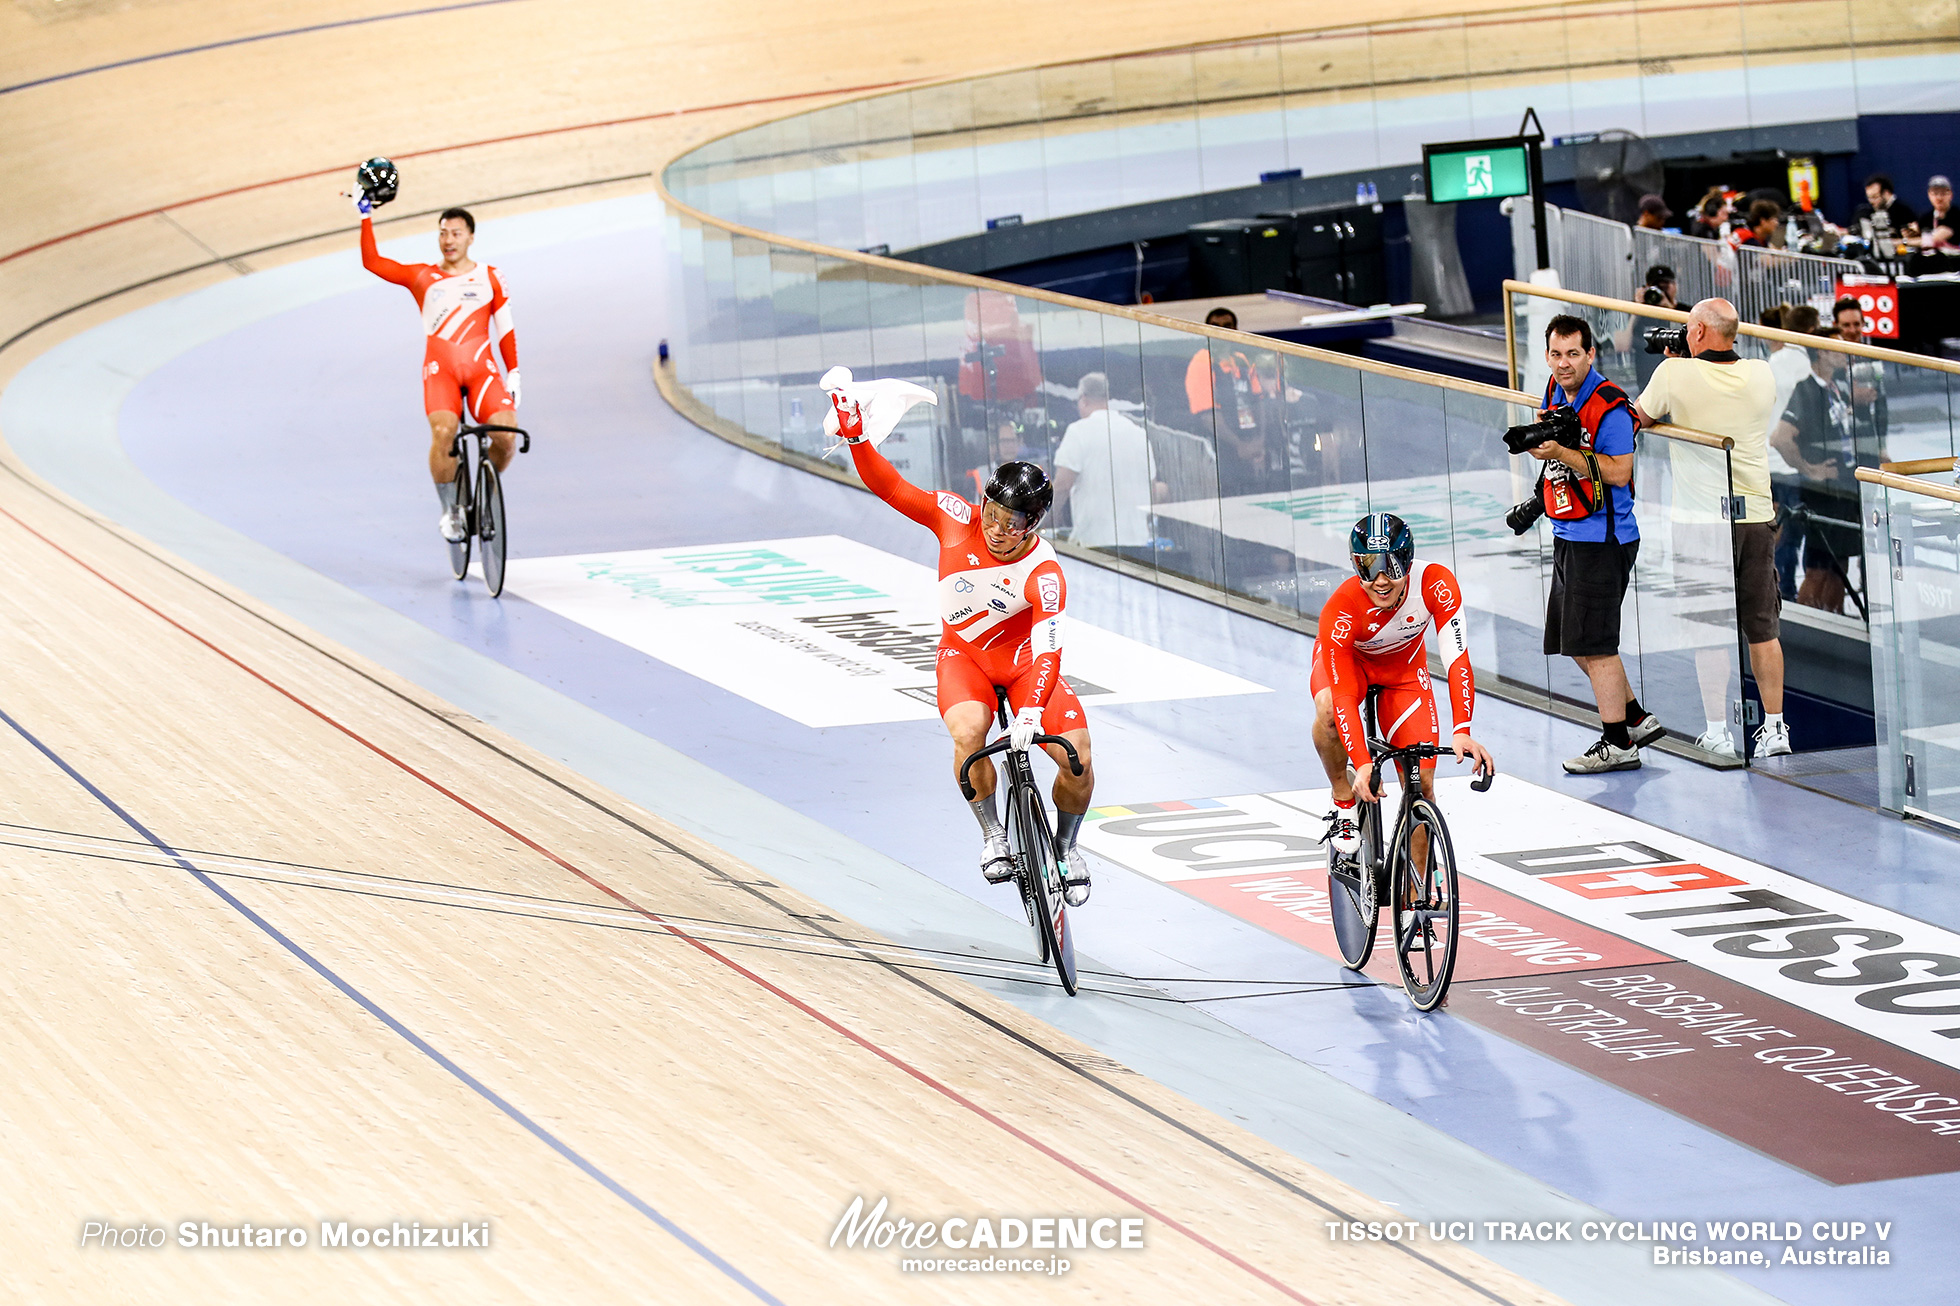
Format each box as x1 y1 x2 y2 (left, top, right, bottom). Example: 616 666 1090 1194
1037 574 1061 612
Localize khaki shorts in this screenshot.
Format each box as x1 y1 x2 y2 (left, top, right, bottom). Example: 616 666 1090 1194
1673 519 1779 645
1731 521 1780 644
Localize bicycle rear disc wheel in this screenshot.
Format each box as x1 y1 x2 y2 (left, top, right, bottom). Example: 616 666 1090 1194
1019 785 1077 996
1392 798 1460 1012
477 459 508 597
447 455 472 580
1327 800 1381 970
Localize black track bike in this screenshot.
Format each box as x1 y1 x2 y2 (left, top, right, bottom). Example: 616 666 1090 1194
1326 685 1492 1011
959 688 1086 996
446 422 530 598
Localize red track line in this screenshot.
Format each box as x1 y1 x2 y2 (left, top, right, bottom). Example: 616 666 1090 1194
0 503 1316 1306
0 77 911 268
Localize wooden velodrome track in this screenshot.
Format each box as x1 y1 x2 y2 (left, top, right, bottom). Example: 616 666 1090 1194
0 2 1592 1301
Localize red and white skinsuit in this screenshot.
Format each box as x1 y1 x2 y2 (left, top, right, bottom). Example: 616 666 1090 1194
360 217 518 420
845 435 1086 735
1313 561 1475 771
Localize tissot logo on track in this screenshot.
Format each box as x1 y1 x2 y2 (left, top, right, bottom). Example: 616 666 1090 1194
1464 814 1960 1073
1542 866 1745 899
1080 779 1960 1181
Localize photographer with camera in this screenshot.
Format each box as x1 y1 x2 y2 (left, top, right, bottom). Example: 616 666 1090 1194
1509 315 1663 774
1613 265 1679 392
1633 298 1791 759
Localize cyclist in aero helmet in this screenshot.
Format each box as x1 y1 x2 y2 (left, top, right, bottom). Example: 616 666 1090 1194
831 393 1096 905
1311 513 1494 854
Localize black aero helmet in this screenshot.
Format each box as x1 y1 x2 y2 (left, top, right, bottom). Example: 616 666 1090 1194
1349 512 1414 580
984 461 1053 532
356 157 400 206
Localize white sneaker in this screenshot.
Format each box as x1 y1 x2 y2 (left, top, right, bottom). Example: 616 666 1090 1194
1755 720 1793 757
980 833 1014 884
439 505 468 543
1695 726 1738 759
1323 806 1359 856
1563 737 1641 774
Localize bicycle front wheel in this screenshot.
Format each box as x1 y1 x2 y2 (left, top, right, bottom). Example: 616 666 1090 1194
1392 797 1460 1012
1327 799 1382 970
447 454 472 581
477 458 508 597
1016 782 1077 996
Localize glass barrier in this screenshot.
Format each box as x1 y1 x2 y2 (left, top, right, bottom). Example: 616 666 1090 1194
1863 470 1960 828
662 203 1752 763
1507 280 1960 644
668 0 1960 264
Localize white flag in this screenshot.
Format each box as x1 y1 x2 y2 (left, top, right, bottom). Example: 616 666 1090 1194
819 366 937 448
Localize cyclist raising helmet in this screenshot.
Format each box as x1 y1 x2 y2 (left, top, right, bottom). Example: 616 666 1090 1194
831 393 1095 905
1313 513 1495 853
354 172 521 545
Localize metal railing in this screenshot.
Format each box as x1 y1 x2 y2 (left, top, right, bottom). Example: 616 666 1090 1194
1513 201 1863 327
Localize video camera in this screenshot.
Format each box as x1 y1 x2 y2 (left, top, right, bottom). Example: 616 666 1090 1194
1644 323 1690 356
1501 404 1585 457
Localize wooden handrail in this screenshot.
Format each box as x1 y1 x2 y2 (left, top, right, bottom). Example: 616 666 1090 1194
1503 280 1960 376
1882 456 1958 476
1857 466 1960 505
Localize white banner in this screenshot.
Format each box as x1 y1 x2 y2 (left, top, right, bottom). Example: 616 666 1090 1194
502 536 1267 727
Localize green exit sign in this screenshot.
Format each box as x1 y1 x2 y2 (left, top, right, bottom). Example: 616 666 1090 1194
1423 138 1532 203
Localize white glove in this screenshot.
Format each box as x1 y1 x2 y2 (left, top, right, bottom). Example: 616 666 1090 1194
1008 705 1043 753
352 191 375 219
505 369 521 409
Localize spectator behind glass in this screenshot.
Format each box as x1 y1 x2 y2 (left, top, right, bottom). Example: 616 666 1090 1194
1831 297 1891 470
1054 371 1164 551
965 420 1039 501
1920 175 1955 248
1214 352 1301 498
1183 307 1262 435
1769 331 1854 613
1853 173 1918 236
1637 194 1671 230
1760 303 1819 600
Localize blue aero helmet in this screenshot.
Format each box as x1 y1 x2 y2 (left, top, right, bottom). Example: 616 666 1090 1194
1349 512 1414 581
